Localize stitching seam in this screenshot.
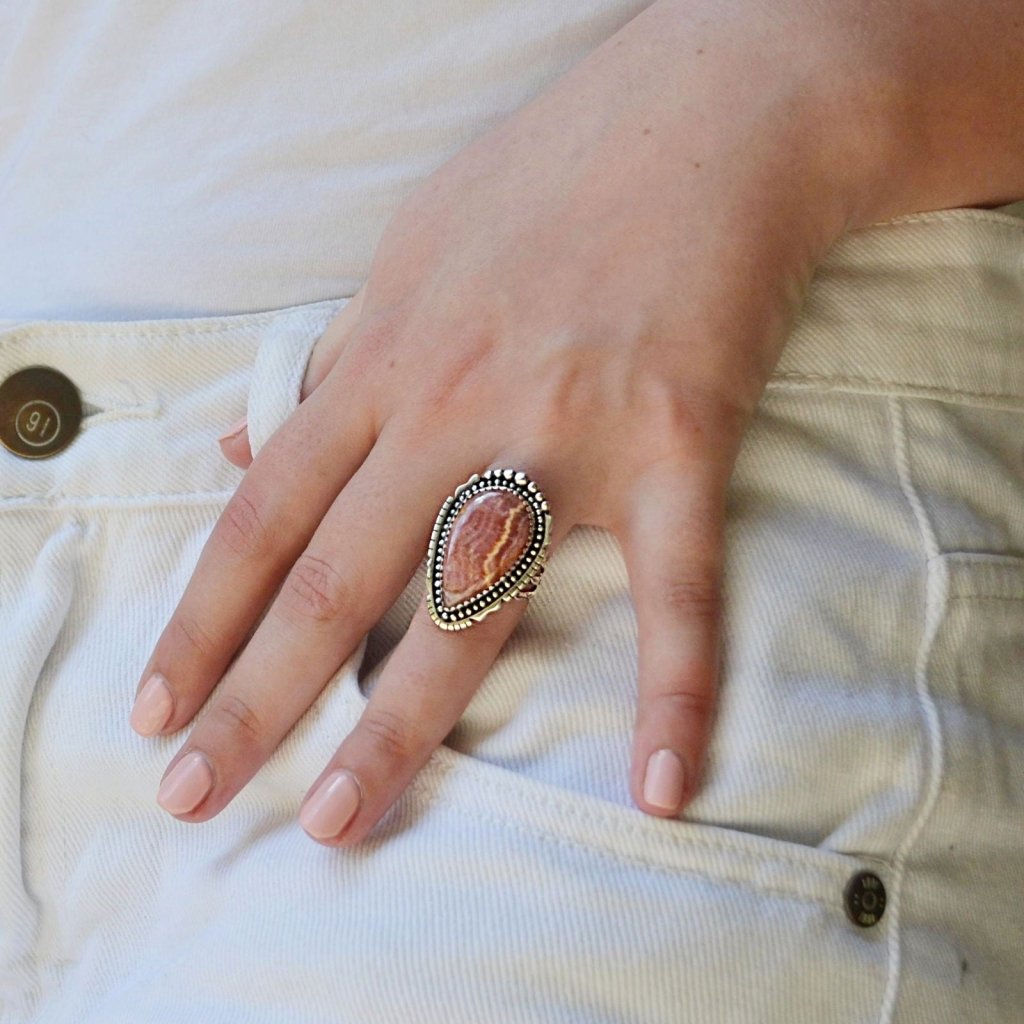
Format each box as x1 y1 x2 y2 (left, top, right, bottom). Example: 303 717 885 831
766 372 1024 409
80 402 162 425
403 767 849 910
0 302 345 341
0 490 234 511
421 759 848 874
877 396 950 1024
343 681 855 879
865 210 1024 234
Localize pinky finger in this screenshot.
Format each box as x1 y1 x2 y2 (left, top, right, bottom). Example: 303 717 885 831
618 461 728 817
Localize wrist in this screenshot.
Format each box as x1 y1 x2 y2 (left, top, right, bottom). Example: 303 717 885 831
800 0 1024 228
630 0 921 245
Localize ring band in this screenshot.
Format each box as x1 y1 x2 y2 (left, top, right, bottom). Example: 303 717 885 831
426 467 552 631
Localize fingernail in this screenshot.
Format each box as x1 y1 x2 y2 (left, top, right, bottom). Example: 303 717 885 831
157 751 214 815
643 748 686 813
130 672 173 736
217 416 247 443
300 770 362 840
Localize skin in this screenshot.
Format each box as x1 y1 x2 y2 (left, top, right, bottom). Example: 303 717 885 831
132 0 1024 845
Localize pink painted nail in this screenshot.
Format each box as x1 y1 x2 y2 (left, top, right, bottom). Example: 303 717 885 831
157 751 214 815
217 416 247 443
300 770 362 840
643 748 686 812
130 672 173 736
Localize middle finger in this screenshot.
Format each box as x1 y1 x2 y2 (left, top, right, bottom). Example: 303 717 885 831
154 422 458 821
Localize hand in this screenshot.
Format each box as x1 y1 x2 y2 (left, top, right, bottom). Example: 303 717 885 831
131 0 913 846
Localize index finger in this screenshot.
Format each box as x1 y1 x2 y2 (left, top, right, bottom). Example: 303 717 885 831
129 374 376 737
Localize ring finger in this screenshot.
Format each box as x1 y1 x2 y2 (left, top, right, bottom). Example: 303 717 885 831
298 484 574 847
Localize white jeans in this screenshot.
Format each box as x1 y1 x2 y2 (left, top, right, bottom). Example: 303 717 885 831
1 208 1022 1023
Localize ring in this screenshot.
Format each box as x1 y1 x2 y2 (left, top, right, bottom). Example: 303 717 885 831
426 467 552 631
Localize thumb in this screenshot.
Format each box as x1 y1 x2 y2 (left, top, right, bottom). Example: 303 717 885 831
216 284 368 470
619 458 729 817
300 282 367 401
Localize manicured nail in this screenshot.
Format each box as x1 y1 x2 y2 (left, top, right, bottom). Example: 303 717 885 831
643 748 686 812
157 751 214 815
130 672 173 736
300 770 362 840
217 416 247 443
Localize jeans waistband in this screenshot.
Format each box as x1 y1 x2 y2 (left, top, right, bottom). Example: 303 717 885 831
765 208 1024 411
1 208 1022 505
0 298 347 506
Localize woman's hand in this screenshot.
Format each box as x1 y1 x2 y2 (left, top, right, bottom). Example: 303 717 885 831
130 0 945 846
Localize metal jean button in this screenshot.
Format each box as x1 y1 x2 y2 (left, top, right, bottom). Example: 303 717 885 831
844 870 887 927
0 366 83 459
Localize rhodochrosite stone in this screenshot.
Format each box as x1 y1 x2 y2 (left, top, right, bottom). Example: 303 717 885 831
442 490 533 606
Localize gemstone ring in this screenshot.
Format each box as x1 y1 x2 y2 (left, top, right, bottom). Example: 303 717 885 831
425 467 552 631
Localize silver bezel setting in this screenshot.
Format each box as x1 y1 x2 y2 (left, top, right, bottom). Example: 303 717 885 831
425 467 551 631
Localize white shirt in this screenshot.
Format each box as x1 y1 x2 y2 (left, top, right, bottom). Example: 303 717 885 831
2 2 1020 323
0 0 651 320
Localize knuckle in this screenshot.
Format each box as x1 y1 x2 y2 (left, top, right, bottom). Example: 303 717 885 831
171 611 218 661
216 492 271 560
531 353 594 443
641 382 749 469
675 377 751 428
212 693 264 745
359 708 411 762
279 553 354 625
651 683 717 726
408 335 497 427
659 575 722 620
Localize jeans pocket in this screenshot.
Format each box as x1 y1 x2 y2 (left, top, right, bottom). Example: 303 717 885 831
306 672 891 1024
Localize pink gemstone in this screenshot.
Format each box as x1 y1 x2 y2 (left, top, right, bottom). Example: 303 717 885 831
442 489 533 607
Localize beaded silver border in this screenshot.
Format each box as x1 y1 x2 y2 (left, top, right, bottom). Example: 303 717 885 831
425 467 551 631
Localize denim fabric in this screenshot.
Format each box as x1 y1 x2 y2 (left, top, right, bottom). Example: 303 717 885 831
1 209 1022 1022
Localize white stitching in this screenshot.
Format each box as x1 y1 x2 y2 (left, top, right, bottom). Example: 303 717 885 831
877 396 950 1024
856 208 1024 234
0 300 347 341
0 489 234 511
401 763 857 910
425 791 850 911
766 372 1024 411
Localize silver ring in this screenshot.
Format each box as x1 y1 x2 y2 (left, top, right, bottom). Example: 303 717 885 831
425 467 551 631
